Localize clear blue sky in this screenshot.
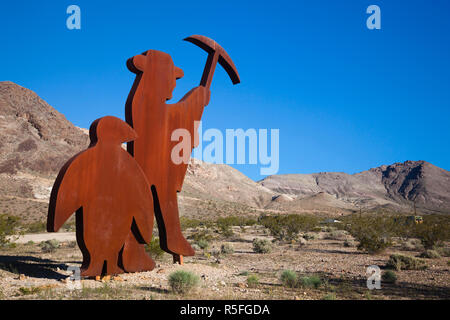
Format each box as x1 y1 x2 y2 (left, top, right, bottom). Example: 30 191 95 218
1 0 449 181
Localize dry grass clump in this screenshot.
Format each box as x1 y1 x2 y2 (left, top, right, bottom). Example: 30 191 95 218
386 254 428 271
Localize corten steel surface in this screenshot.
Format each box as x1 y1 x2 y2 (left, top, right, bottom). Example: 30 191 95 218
184 35 240 89
125 35 240 263
47 116 155 276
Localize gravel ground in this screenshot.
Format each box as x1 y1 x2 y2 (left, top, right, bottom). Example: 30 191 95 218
0 227 449 300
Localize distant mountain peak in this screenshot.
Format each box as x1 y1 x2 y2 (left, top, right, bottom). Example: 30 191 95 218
260 160 450 214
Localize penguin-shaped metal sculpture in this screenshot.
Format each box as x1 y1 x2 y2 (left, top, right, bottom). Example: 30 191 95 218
47 116 154 277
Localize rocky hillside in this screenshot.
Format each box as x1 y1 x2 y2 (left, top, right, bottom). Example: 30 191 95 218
0 81 89 176
0 81 448 225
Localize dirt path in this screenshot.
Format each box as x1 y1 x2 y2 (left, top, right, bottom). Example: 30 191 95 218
10 232 76 244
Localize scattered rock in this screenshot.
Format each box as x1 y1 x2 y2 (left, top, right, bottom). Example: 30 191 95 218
237 282 247 289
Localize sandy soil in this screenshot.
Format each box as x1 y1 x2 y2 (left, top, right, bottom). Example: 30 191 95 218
0 226 449 300
9 232 75 244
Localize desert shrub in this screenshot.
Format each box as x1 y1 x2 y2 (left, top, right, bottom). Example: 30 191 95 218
24 221 47 233
259 214 319 242
321 226 336 233
67 241 77 248
0 214 20 247
412 215 450 249
196 239 210 250
252 239 272 254
325 230 349 241
322 293 337 300
357 236 391 254
40 239 60 253
435 246 450 257
19 286 42 296
215 216 257 238
220 243 234 254
382 270 397 284
216 216 256 228
144 236 165 259
419 249 441 259
180 217 208 230
247 275 259 288
343 214 394 254
168 270 199 294
188 230 213 243
386 254 428 271
299 275 322 289
402 238 423 252
302 233 317 241
343 239 356 247
280 270 298 288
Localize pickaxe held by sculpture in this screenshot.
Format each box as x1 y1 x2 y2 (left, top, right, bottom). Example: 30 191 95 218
184 35 240 89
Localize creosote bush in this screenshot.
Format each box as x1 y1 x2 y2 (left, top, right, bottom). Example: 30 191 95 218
402 238 423 252
0 214 20 247
40 240 60 253
322 293 337 300
180 217 210 230
168 270 199 294
196 239 210 250
23 221 47 234
382 270 397 284
419 249 441 259
220 243 234 255
144 236 165 259
252 238 272 254
386 254 427 271
342 214 394 254
436 246 450 257
247 275 259 288
299 275 322 289
259 214 319 242
19 286 43 296
325 230 349 241
411 215 450 249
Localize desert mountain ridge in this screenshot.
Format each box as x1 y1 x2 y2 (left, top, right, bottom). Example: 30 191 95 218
0 81 449 224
